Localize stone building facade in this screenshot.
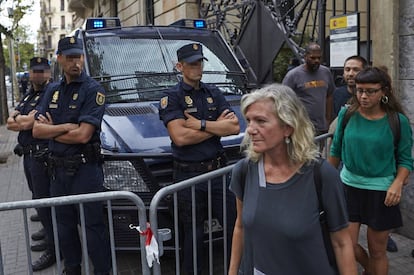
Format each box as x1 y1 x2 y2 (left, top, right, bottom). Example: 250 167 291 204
37 0 77 60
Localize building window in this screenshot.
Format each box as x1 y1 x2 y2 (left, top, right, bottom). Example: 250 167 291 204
61 0 64 11
48 17 52 30
47 35 52 49
61 16 65 30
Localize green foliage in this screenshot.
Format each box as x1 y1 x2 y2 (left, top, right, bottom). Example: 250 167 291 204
272 44 297 82
3 34 35 72
1 0 35 72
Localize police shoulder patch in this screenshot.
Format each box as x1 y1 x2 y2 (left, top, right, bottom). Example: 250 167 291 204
96 92 105 105
160 96 168 109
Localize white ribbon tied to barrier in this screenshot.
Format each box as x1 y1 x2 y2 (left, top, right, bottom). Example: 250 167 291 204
130 223 160 268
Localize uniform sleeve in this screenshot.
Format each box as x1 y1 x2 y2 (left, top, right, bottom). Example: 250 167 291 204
282 70 294 88
329 107 347 158
212 86 232 114
397 113 414 171
15 96 27 113
319 160 348 232
34 84 55 119
229 159 246 200
78 80 105 129
159 90 185 127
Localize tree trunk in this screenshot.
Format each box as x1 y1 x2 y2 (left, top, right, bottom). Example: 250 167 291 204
0 35 10 125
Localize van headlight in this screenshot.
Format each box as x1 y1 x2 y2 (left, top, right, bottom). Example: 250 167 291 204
102 160 149 192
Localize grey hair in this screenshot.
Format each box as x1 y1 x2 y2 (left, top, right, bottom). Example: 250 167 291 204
240 83 319 164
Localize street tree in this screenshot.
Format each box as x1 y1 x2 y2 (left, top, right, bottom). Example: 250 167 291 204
0 0 34 125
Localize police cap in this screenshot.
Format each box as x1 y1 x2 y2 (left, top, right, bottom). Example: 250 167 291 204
30 57 50 70
177 43 208 63
56 36 83 55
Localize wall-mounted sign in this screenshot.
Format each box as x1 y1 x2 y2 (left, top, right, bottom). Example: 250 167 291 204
330 13 359 67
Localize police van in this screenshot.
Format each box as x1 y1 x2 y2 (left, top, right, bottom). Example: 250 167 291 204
72 17 250 249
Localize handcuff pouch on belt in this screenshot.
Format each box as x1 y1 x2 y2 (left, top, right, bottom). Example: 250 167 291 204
13 144 48 158
48 142 103 177
13 144 24 157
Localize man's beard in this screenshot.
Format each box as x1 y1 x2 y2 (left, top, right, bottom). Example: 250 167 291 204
308 63 320 72
32 80 48 91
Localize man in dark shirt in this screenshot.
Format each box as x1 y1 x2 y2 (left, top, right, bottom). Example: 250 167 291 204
332 55 368 118
33 36 111 275
159 43 239 275
7 57 56 271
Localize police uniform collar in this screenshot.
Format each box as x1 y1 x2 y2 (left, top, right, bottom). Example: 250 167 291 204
62 71 87 84
180 81 207 92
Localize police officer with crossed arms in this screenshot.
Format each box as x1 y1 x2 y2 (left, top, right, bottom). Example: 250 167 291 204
7 57 56 271
33 36 110 275
159 43 239 275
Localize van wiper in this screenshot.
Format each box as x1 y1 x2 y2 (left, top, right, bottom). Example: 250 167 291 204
202 71 246 77
92 73 139 84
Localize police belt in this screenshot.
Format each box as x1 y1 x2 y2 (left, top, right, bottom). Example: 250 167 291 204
22 144 48 155
48 153 98 168
173 156 225 173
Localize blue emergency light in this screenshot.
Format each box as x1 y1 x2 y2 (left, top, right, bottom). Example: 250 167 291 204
85 17 121 30
170 19 207 29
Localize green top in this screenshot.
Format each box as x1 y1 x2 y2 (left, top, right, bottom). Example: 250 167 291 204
330 108 413 191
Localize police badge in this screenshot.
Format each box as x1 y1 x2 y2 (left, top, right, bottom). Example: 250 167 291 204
96 92 105 105
160 96 168 109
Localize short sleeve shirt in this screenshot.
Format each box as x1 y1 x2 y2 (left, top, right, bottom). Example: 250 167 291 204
15 85 52 146
36 72 105 156
282 65 336 132
230 159 348 275
159 81 232 162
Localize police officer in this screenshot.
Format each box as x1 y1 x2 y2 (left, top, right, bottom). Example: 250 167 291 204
6 57 56 271
159 43 239 275
33 37 110 275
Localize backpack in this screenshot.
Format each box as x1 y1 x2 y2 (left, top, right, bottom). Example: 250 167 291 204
341 108 400 158
238 158 338 273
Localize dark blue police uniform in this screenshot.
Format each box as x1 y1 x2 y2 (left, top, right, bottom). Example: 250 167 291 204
14 57 55 255
159 80 236 275
16 85 50 193
36 64 110 273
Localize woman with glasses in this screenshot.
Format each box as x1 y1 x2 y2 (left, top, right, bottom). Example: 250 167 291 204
329 67 413 275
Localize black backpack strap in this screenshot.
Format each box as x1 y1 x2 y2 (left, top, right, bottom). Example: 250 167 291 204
313 158 338 271
240 158 249 197
388 112 401 160
313 158 323 215
340 107 352 131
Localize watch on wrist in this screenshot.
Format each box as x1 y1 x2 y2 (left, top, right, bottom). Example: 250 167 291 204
200 119 206 131
13 113 20 122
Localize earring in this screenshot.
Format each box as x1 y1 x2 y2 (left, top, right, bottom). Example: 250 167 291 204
381 95 389 104
285 136 291 144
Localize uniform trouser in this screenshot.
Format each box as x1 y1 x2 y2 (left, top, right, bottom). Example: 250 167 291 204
23 155 34 193
174 169 236 275
50 162 111 274
24 154 54 249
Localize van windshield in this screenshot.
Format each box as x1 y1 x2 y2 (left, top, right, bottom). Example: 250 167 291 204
84 27 247 103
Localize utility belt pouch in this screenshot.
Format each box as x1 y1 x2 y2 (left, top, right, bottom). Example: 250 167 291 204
83 142 103 163
13 144 24 157
33 148 49 163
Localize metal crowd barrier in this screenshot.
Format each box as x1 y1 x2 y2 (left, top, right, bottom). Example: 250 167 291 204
0 191 150 275
149 165 235 275
0 134 332 275
316 132 333 158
